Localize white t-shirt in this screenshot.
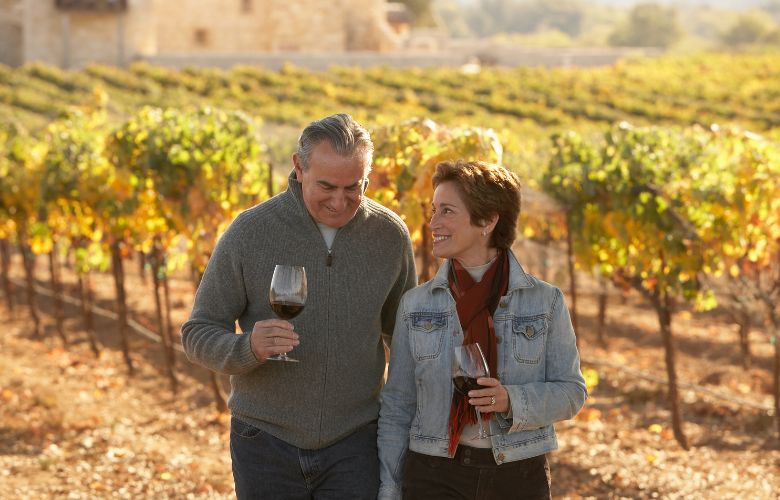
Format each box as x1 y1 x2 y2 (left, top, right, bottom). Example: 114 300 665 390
317 223 338 250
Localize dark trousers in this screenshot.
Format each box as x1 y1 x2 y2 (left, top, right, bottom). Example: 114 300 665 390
402 448 551 500
230 417 379 500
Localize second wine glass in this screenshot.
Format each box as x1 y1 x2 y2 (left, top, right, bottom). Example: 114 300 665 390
267 264 307 362
452 342 493 439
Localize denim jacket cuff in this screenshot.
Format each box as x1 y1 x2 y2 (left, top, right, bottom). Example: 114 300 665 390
495 399 514 429
505 384 530 433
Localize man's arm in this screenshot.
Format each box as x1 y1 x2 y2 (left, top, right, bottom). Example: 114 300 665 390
181 221 261 375
381 232 417 346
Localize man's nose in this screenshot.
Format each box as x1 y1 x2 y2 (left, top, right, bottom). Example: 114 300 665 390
329 191 348 211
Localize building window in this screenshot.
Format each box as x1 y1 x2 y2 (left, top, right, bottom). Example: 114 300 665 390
194 28 210 47
241 0 252 13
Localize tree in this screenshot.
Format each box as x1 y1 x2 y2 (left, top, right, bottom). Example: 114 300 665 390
542 124 780 448
434 0 473 37
461 0 585 38
720 14 771 47
396 0 436 26
608 3 683 48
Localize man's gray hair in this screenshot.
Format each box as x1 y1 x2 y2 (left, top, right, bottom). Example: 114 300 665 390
296 113 374 172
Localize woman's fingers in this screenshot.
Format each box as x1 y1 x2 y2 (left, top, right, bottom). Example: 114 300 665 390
468 379 509 412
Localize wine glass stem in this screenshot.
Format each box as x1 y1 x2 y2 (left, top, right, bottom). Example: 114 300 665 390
475 408 488 438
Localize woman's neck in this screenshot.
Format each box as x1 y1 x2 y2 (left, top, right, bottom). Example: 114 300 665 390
455 248 498 268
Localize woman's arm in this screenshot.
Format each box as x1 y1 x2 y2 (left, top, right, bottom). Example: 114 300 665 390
378 295 417 500
501 288 587 432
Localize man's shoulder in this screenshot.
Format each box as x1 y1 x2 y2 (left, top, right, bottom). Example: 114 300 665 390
235 192 288 222
360 198 410 237
224 193 291 236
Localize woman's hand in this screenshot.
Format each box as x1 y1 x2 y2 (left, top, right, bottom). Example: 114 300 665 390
469 377 510 413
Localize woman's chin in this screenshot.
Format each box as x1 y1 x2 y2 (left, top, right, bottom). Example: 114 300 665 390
431 248 447 260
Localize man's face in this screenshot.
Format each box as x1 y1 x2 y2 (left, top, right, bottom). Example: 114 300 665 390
293 140 369 229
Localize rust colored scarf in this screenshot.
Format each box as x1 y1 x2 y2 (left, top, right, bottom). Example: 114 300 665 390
447 250 509 456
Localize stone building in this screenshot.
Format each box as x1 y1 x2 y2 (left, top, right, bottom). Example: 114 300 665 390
0 0 400 68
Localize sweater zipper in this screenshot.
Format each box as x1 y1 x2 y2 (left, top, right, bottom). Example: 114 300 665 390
326 250 333 267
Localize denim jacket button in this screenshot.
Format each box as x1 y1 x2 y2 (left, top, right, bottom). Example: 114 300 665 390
423 321 433 331
496 336 502 344
526 325 534 337
497 453 506 462
499 301 508 308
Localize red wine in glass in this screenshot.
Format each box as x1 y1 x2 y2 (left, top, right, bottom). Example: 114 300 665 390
453 376 482 395
270 301 305 320
267 265 307 362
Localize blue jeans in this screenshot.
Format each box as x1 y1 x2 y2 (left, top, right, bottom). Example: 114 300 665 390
230 417 379 500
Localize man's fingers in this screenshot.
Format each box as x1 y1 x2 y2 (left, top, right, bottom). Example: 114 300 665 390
253 326 299 341
249 325 300 362
266 336 300 347
253 319 295 330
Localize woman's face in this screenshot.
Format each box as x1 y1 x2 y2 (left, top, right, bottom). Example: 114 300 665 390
430 181 495 267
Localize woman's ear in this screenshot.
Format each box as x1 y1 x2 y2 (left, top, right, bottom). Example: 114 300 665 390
484 213 499 233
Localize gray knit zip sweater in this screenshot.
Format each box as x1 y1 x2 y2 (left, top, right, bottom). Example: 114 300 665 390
181 172 417 449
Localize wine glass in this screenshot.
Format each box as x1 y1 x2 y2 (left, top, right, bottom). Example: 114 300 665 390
267 265 307 362
452 343 493 439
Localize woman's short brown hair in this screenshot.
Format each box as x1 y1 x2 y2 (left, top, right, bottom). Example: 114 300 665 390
432 160 522 250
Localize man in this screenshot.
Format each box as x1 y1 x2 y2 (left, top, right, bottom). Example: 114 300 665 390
181 113 417 499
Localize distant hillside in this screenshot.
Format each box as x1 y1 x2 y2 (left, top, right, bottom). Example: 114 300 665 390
583 0 766 9
452 0 769 9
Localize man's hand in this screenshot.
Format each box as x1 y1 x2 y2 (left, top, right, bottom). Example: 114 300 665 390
250 319 300 362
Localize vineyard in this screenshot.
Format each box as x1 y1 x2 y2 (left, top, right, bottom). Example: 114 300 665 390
1 53 780 498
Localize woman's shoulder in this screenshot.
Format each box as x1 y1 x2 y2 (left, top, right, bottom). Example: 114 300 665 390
401 279 437 299
508 266 567 311
399 278 450 310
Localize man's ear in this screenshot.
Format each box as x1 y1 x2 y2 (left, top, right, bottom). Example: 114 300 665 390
293 153 304 182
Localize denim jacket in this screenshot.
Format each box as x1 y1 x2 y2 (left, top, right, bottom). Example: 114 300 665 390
378 251 587 499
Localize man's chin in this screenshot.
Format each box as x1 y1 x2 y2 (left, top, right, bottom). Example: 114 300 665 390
319 211 359 229
318 215 350 229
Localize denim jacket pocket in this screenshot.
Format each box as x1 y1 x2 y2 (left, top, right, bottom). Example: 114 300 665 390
511 315 547 364
409 312 448 360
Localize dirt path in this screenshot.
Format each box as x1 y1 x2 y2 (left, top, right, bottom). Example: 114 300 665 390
1 255 778 498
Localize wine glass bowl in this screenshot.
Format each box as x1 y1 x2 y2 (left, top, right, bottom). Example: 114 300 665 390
267 265 307 362
452 343 493 439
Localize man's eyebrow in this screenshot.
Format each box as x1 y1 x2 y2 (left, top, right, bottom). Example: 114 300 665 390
317 180 363 189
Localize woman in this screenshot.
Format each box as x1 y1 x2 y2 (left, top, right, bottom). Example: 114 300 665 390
378 160 587 500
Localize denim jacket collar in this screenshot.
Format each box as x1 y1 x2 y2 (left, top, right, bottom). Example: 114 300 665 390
430 250 535 293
